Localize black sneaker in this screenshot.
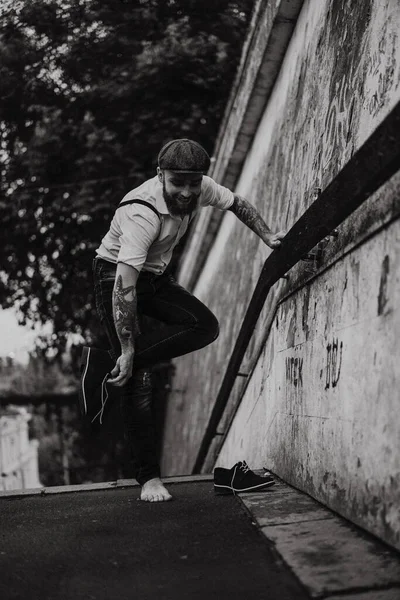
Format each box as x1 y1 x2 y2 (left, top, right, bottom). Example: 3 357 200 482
78 346 115 426
214 460 275 495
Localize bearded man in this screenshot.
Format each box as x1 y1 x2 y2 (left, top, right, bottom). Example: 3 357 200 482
90 139 285 502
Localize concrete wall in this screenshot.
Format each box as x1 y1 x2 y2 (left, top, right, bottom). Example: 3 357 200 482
161 0 400 550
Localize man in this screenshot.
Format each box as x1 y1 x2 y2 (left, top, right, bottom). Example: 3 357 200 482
93 139 285 502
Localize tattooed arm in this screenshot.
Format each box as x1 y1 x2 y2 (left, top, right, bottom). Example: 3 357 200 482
108 262 140 387
228 194 285 249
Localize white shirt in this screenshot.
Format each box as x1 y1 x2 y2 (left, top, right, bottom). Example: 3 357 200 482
96 175 234 274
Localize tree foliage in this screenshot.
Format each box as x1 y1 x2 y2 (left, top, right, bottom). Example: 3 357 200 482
0 0 254 353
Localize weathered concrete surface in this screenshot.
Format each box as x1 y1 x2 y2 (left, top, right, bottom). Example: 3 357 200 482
327 592 400 600
217 216 400 549
178 0 305 291
262 518 400 597
210 0 305 192
242 489 336 526
161 0 400 550
240 483 400 598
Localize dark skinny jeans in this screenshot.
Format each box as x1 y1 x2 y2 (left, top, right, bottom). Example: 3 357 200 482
93 256 219 485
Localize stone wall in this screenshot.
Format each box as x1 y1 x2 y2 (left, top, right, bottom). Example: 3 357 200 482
161 0 400 549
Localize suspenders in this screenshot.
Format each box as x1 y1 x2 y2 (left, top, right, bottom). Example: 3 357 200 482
116 199 161 220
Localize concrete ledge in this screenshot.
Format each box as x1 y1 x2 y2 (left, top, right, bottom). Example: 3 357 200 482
0 474 214 498
240 479 400 599
327 591 400 600
242 488 336 527
0 487 44 498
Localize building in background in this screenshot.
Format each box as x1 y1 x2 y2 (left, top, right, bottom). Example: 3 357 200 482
0 406 41 491
161 0 400 551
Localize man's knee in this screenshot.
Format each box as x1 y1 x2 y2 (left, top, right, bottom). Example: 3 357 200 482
210 315 219 342
197 311 219 345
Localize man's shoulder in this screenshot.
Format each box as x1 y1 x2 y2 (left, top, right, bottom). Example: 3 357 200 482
121 176 159 204
117 178 161 233
199 175 217 203
201 175 216 189
200 175 234 209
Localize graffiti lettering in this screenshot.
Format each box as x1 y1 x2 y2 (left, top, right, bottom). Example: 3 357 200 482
322 30 367 176
325 339 343 389
285 357 303 387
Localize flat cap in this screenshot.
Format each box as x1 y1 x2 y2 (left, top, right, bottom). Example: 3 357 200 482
158 139 211 173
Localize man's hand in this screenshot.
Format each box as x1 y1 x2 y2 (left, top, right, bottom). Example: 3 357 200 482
108 352 134 387
264 230 286 249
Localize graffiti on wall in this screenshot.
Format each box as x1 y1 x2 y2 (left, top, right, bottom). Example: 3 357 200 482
325 338 343 389
286 356 303 387
366 19 398 117
321 52 366 177
377 254 390 316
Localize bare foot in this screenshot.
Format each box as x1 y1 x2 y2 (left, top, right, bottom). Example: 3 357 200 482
140 478 173 502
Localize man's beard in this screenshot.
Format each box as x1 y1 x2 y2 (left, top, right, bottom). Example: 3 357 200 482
162 181 199 217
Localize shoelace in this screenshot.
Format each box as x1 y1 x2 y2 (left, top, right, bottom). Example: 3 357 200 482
238 460 250 474
91 373 110 425
230 461 251 496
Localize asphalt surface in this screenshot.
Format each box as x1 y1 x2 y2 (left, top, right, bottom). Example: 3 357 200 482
0 481 310 600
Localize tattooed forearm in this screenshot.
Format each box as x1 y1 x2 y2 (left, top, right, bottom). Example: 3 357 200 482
229 195 272 239
229 194 286 249
112 274 139 354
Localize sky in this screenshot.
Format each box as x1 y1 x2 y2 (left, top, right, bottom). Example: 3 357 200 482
0 308 82 364
0 308 49 364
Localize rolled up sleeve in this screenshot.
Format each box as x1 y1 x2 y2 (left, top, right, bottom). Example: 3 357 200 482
117 205 160 272
200 175 234 210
